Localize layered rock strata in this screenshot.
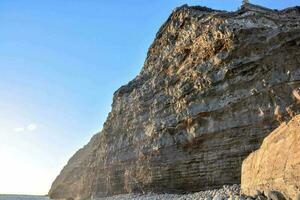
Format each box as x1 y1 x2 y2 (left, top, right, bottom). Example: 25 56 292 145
241 114 300 200
49 3 300 200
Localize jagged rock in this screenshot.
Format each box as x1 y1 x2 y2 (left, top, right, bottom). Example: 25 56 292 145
241 114 300 200
49 3 300 200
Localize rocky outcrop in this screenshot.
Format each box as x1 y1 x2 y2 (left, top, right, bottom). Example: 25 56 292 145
241 114 300 200
49 3 300 200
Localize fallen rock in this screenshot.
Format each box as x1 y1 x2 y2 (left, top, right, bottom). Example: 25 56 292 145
241 114 300 200
213 195 225 200
95 185 241 200
267 191 286 200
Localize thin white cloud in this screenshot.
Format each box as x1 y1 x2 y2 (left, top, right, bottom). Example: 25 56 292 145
13 127 25 133
13 123 38 133
27 123 37 131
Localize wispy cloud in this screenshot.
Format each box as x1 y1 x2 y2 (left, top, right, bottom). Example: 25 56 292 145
13 127 25 133
13 123 38 133
27 124 37 131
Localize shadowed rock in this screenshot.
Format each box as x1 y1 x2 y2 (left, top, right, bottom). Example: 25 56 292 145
267 191 286 200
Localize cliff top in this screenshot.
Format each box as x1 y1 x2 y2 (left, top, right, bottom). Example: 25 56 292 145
114 2 300 98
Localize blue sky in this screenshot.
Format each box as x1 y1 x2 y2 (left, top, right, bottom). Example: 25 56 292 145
0 0 299 195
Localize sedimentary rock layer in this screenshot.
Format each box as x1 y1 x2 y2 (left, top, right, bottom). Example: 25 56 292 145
49 3 300 200
241 114 300 200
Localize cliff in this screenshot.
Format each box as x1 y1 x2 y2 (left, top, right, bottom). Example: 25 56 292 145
49 3 300 200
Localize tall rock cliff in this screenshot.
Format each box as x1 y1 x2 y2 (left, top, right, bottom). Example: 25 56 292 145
49 3 300 200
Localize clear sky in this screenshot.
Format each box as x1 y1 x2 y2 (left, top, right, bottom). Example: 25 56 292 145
0 0 299 196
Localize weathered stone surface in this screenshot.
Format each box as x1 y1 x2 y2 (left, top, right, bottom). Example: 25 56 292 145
49 3 300 200
241 114 300 200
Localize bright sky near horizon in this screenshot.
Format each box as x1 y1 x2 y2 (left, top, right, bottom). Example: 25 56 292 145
0 0 299 196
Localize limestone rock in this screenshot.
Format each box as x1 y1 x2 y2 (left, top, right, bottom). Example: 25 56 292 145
49 3 300 200
241 114 300 200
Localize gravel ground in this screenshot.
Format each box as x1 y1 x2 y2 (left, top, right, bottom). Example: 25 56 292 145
96 185 242 200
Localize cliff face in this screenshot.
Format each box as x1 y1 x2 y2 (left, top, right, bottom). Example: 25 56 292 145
49 4 300 200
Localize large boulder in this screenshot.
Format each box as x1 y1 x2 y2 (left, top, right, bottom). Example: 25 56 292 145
241 114 300 199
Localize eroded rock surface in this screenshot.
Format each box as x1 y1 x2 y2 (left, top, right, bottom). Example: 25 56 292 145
49 3 300 200
241 114 300 200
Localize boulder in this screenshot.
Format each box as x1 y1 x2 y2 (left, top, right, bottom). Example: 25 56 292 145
241 115 300 199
